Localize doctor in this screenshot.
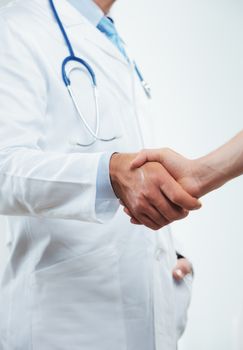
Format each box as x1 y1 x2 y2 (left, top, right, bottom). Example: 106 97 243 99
0 0 198 349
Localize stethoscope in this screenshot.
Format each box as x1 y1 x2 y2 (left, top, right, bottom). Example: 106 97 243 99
49 0 151 147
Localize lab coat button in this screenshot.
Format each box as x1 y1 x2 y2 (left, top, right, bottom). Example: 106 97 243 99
154 247 166 261
69 138 78 146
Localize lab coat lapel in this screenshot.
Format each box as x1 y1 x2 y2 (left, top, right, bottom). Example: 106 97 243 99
33 0 82 27
45 0 128 65
75 23 128 65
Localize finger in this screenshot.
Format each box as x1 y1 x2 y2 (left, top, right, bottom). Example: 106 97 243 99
122 199 162 229
123 206 133 217
123 196 169 230
125 194 169 230
173 258 193 281
123 208 143 225
149 189 189 222
130 149 157 169
119 199 125 206
135 213 164 231
123 203 163 230
130 153 148 169
173 269 185 281
141 204 169 227
130 217 142 225
160 170 201 210
133 186 188 225
123 207 143 226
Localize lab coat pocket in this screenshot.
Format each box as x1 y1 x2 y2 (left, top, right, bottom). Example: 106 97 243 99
173 273 193 340
30 246 126 350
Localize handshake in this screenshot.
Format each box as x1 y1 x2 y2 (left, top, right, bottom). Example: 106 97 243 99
110 148 208 230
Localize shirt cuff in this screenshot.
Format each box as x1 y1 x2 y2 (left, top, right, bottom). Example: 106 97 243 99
96 152 117 200
95 152 120 222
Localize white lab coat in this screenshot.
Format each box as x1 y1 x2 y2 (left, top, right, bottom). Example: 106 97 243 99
0 1 192 349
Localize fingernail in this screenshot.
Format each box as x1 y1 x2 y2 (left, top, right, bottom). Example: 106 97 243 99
175 269 183 278
194 201 202 210
197 201 202 207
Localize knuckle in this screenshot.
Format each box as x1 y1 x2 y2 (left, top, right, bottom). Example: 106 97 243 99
174 213 184 221
138 149 148 159
161 206 178 221
157 221 166 229
170 192 180 203
190 202 198 210
148 223 161 231
154 218 163 228
148 207 163 221
141 148 149 154
166 213 177 222
151 171 160 182
182 210 189 218
151 215 166 228
156 213 167 225
136 205 144 213
156 215 165 225
176 209 189 220
173 210 185 220
157 201 177 222
142 217 160 231
164 188 175 202
143 188 152 199
134 200 146 213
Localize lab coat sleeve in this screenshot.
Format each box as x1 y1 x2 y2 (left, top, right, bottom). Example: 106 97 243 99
0 17 119 223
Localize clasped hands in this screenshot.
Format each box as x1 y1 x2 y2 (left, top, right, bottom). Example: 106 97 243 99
110 148 203 231
109 148 202 280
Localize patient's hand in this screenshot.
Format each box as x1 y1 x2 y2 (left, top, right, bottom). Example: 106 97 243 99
130 148 203 198
120 148 203 226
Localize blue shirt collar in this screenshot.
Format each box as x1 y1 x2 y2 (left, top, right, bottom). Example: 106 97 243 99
67 0 104 27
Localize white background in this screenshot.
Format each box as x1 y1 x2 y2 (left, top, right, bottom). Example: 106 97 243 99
0 0 243 349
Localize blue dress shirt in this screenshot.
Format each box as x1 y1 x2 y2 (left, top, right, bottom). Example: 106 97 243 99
68 0 103 27
67 0 117 202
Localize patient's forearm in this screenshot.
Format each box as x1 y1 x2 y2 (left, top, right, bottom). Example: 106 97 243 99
196 131 243 196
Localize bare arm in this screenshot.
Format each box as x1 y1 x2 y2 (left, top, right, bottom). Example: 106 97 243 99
194 131 243 196
130 130 243 199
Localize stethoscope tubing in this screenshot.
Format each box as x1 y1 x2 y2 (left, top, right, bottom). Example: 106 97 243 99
49 0 151 147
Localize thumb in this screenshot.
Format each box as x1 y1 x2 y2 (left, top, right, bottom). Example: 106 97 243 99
173 268 186 281
160 168 202 210
130 150 155 169
130 152 148 169
173 258 193 281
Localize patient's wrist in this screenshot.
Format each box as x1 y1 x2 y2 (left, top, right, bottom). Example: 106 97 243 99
194 156 228 197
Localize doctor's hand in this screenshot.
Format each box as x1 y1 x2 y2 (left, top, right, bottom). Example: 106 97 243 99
173 258 193 281
109 153 201 231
